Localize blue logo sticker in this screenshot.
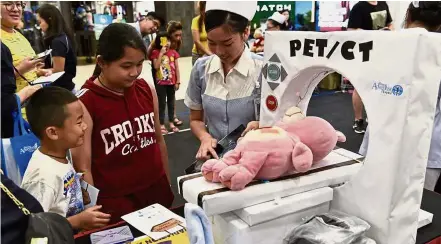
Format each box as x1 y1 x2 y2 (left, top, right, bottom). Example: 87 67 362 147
372 82 404 96
392 85 403 96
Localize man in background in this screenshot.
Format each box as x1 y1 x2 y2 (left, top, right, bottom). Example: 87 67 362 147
347 1 393 134
128 12 165 37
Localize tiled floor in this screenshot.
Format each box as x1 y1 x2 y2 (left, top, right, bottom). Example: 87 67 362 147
73 56 193 100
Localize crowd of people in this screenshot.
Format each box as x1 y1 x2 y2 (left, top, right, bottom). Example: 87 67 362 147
1 1 441 243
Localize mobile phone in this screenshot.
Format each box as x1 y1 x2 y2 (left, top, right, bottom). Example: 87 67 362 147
215 124 246 155
32 49 52 60
184 125 246 174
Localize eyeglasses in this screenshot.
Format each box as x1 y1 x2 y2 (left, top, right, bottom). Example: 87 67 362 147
1 1 25 12
153 20 161 29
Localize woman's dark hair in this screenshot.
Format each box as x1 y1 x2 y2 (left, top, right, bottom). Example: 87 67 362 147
93 23 147 76
198 1 206 32
406 1 441 32
153 31 170 51
279 9 290 15
36 4 75 49
167 21 183 51
205 10 248 34
267 19 286 30
279 9 292 30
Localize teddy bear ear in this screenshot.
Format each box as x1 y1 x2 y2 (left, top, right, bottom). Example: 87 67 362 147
336 131 347 142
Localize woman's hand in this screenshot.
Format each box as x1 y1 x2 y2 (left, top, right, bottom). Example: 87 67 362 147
16 58 41 74
196 135 219 161
175 83 180 91
16 85 42 103
242 121 260 137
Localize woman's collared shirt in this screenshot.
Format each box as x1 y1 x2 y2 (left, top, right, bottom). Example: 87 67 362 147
185 48 263 141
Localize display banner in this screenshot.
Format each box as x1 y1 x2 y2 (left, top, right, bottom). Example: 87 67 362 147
93 14 113 40
251 1 295 29
316 1 358 31
260 30 441 244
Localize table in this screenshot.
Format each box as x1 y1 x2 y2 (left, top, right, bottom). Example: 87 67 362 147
75 190 441 244
417 190 441 243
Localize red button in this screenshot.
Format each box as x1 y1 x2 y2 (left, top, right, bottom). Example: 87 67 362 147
266 95 278 111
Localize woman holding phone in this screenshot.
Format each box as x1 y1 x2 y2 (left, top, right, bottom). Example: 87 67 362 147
1 1 50 121
185 1 263 161
1 42 42 138
37 4 77 92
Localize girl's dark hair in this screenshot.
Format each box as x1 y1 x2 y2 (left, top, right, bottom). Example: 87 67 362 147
153 31 170 51
205 10 248 34
167 21 183 51
198 1 206 32
93 23 147 76
36 4 75 49
267 19 286 30
406 1 441 32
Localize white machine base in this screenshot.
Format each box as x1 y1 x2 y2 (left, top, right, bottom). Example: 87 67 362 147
212 202 330 244
418 209 433 229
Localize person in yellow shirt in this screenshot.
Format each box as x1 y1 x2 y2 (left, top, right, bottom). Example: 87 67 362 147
1 1 51 119
191 1 212 65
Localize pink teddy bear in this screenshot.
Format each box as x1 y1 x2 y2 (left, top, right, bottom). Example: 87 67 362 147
201 106 346 191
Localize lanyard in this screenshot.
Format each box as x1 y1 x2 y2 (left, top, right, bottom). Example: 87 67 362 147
13 66 33 86
253 73 262 121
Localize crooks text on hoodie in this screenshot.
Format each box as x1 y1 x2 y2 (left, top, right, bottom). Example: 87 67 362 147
77 78 165 197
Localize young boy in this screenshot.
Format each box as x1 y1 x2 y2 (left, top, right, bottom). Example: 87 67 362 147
21 86 111 230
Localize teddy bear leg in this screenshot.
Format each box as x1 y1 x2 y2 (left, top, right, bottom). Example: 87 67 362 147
292 142 313 172
219 151 269 191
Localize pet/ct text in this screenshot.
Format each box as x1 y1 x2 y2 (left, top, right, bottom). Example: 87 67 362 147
290 38 373 62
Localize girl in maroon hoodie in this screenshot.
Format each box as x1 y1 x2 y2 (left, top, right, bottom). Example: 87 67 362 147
72 23 173 223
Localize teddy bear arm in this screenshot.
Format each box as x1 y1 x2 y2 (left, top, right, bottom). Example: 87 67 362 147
222 148 242 166
239 151 269 176
201 148 242 183
219 151 269 190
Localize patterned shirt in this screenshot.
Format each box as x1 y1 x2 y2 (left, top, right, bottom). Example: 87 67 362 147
185 48 263 141
150 49 180 85
21 149 84 217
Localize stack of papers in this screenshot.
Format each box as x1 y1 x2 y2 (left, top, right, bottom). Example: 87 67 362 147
31 71 65 85
122 204 188 243
90 225 134 244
